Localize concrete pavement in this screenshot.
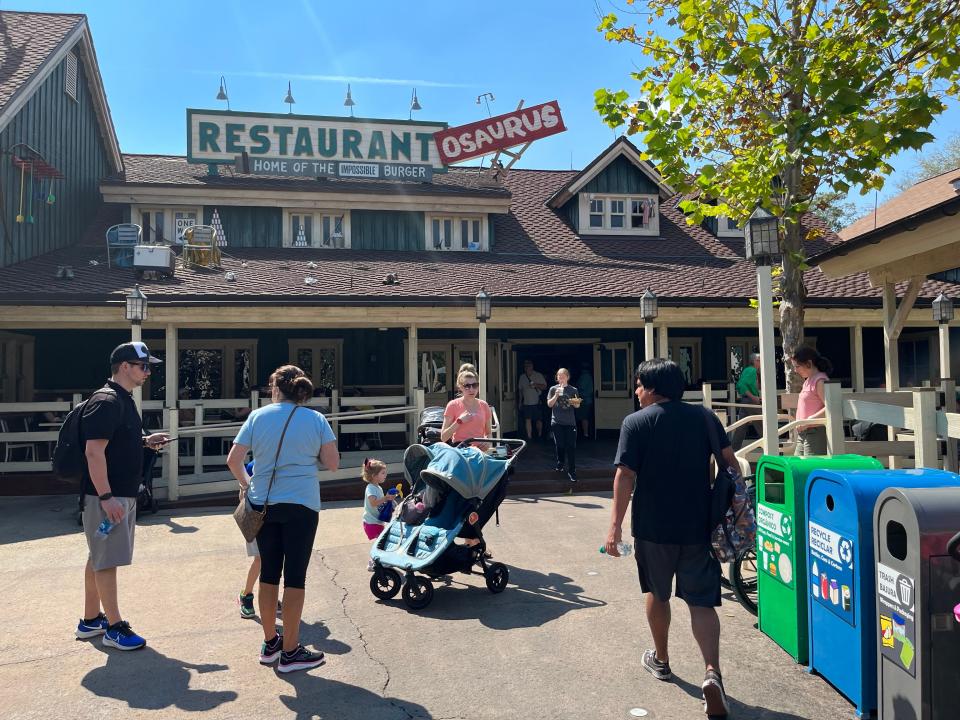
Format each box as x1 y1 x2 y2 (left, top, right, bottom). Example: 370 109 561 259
0 492 855 719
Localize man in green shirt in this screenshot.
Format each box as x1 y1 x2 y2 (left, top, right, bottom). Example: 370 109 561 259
731 353 761 450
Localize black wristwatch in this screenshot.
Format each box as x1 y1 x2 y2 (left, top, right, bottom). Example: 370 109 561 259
98 492 114 501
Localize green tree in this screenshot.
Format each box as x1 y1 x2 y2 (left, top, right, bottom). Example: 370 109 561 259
811 190 864 232
895 132 960 189
595 0 960 389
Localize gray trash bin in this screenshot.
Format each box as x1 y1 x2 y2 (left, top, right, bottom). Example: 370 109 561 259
874 486 960 720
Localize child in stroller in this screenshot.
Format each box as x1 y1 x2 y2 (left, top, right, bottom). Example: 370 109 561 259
368 427 525 610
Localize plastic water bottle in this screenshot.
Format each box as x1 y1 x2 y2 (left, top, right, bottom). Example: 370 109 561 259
96 519 115 538
600 543 633 557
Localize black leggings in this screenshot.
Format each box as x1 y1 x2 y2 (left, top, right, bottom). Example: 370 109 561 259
553 424 576 473
253 503 319 589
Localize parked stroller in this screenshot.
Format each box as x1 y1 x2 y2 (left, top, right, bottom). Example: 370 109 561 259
369 436 526 609
416 406 445 445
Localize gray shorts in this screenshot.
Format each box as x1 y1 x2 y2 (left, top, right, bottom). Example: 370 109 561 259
245 539 260 557
83 495 138 571
795 426 828 456
634 540 721 607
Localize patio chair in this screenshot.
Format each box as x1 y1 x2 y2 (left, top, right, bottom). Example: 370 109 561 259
0 417 37 462
181 225 222 269
106 223 142 268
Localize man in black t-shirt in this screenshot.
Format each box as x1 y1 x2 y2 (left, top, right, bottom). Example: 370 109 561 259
605 360 737 718
76 342 168 651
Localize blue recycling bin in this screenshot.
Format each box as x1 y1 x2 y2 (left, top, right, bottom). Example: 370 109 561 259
805 468 960 718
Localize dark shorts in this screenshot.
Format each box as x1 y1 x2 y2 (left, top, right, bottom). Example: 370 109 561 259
634 540 721 607
519 404 541 421
574 402 593 421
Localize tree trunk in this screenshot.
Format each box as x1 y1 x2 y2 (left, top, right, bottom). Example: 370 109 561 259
779 218 806 393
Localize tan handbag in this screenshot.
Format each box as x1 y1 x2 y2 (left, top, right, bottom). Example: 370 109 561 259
234 405 299 542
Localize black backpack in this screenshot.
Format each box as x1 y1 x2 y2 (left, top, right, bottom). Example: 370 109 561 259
52 387 116 481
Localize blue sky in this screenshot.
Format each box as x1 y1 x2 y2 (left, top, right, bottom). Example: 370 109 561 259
15 0 960 207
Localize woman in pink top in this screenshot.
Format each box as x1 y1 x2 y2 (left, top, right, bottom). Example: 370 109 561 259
440 363 492 447
791 345 833 456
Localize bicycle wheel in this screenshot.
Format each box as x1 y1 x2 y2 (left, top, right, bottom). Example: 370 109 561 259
731 546 758 616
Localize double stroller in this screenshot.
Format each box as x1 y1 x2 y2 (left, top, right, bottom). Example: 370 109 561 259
369 408 525 609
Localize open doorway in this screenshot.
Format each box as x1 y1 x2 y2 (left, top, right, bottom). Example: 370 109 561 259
512 343 596 438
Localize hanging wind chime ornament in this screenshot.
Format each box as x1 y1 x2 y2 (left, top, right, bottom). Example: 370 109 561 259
26 164 35 224
15 162 25 223
46 177 56 205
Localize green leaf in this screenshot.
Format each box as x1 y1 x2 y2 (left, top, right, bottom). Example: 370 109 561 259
745 23 771 42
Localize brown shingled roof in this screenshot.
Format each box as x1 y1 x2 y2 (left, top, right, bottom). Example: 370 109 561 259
840 168 960 241
0 11 83 114
3 166 951 307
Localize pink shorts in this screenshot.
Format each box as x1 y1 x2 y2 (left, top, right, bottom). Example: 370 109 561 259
363 522 385 540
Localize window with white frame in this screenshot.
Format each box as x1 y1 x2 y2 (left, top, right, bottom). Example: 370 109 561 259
716 214 743 238
578 193 659 235
283 210 350 248
135 207 202 244
64 52 78 101
427 214 486 251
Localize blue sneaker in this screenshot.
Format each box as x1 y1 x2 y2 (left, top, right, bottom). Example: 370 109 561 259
102 621 146 651
75 613 109 639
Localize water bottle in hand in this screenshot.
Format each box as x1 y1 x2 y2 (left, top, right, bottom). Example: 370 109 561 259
96 519 115 538
600 542 633 557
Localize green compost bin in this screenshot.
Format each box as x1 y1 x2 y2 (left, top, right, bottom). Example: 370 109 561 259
755 454 883 663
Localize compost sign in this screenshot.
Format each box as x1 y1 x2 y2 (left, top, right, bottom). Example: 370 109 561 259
808 520 856 626
877 562 917 676
187 109 447 174
757 502 795 588
433 101 566 164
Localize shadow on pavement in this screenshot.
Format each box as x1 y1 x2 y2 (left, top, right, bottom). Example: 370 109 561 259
504 496 605 510
80 644 237 711
299 619 352 656
278 671 432 720
392 565 606 629
672 673 815 720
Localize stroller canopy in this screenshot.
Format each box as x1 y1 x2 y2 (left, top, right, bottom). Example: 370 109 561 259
403 442 510 501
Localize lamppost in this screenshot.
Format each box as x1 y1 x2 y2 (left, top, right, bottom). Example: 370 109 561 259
745 206 781 456
475 287 492 402
641 289 658 360
933 292 954 380
216 75 230 110
125 285 148 410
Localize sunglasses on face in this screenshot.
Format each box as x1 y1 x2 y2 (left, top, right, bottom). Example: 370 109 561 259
462 382 479 389
130 362 151 373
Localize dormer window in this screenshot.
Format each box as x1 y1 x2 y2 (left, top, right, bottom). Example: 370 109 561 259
579 193 659 235
282 209 350 248
426 213 488 251
716 215 743 238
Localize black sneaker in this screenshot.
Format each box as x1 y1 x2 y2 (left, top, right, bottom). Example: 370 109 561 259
702 669 730 716
641 649 672 681
554 464 564 473
278 644 325 673
567 471 577 483
259 633 283 665
238 592 256 619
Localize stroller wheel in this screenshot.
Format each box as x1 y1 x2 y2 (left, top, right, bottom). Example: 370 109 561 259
484 562 509 594
401 576 434 610
370 568 402 600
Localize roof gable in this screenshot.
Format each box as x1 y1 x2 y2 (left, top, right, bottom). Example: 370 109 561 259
0 11 122 172
546 136 674 208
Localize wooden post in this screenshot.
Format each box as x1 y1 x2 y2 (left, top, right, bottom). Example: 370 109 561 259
824 382 845 455
757 264 780 456
941 378 958 473
702 382 713 411
414 387 425 444
163 323 179 501
478 319 487 402
882 282 901 392
330 389 340 440
852 324 864 392
407 324 418 401
658 324 668 360
193 401 204 479
644 323 655 361
939 323 952 381
913 388 938 469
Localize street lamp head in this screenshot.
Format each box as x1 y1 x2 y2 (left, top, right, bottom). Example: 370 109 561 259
475 287 492 322
216 75 230 111
283 81 296 114
641 288 658 321
745 206 780 264
125 284 148 323
933 292 954 324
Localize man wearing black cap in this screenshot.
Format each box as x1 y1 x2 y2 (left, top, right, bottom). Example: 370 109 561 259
75 342 168 651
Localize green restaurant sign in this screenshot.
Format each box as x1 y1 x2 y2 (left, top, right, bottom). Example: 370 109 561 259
187 109 448 178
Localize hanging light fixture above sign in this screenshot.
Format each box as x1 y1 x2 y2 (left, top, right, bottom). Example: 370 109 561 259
409 88 421 120
283 81 296 115
216 75 230 110
344 84 356 117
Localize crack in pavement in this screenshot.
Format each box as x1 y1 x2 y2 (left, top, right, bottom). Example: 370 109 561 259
316 549 419 720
